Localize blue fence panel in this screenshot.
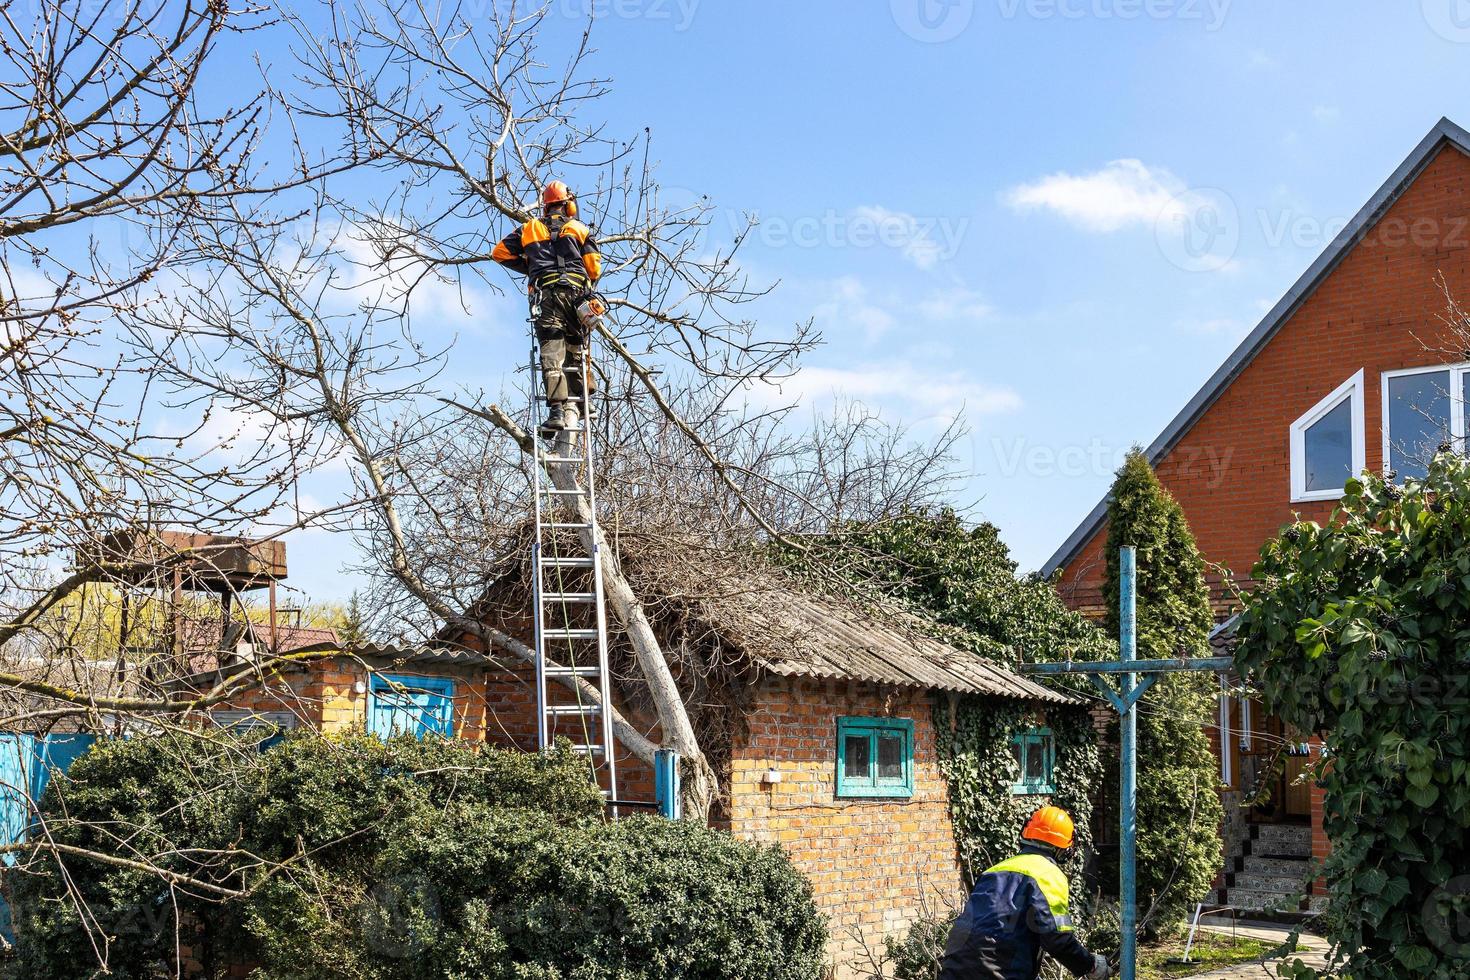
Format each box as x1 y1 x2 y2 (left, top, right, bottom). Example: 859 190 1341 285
0 733 99 942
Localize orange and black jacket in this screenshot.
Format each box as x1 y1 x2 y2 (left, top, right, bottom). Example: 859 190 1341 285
491 214 603 290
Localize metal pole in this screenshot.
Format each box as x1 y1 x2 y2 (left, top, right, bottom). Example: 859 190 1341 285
1120 545 1138 980
655 749 681 820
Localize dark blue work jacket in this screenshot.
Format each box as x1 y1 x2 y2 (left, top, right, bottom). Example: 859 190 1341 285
938 847 1096 980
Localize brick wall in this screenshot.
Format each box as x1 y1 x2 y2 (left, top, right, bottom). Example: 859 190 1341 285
1057 144 1470 615
727 676 964 979
207 658 496 741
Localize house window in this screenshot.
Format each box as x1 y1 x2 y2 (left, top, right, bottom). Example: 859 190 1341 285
1010 727 1056 795
835 717 914 799
368 674 456 740
1289 370 1365 502
1382 365 1470 482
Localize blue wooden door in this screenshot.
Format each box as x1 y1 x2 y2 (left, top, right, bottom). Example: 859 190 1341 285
368 675 455 739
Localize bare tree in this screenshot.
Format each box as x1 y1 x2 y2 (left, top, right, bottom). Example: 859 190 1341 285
118 0 967 820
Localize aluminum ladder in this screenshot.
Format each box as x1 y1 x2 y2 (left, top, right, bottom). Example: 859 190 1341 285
528 332 618 804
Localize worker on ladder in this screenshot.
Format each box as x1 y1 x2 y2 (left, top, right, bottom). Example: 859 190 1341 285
492 179 607 436
939 806 1111 980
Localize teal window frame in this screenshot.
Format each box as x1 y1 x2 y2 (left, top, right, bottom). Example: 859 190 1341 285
835 716 914 799
368 673 456 740
1010 726 1057 795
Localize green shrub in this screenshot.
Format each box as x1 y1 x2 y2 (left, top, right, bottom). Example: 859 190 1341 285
258 811 826 980
1237 456 1470 979
876 914 950 980
10 731 825 980
6 730 261 978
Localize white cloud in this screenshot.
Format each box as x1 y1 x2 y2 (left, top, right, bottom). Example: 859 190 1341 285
1003 159 1187 233
1313 105 1341 125
337 229 501 334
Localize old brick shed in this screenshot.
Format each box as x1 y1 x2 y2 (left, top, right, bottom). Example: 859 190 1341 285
445 535 1082 976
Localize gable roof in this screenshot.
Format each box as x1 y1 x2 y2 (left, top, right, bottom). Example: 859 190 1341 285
1042 117 1470 579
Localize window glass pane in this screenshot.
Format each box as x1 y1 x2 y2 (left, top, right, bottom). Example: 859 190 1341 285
877 735 904 780
1387 371 1451 481
1011 739 1023 772
1463 371 1470 450
1026 739 1046 781
844 734 871 780
1303 398 1353 492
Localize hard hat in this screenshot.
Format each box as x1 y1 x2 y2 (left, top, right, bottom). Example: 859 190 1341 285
541 180 577 216
1022 805 1075 850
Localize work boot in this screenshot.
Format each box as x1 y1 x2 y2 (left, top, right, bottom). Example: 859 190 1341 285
539 404 565 438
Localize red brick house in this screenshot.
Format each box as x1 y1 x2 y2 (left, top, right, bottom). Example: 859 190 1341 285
1043 116 1470 914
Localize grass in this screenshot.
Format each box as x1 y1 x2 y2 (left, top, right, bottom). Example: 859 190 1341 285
1136 930 1292 978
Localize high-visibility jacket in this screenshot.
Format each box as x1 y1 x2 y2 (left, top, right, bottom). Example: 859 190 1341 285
938 848 1096 980
491 213 603 290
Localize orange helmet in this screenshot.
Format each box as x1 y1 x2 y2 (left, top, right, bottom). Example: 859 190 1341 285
1022 806 1075 850
541 180 577 217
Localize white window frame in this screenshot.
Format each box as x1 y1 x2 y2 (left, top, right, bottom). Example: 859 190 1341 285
1381 363 1470 481
1290 369 1366 503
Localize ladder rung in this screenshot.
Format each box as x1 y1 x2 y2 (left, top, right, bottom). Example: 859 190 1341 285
544 628 600 641
546 521 593 529
540 556 595 568
545 704 602 716
541 456 583 464
545 665 602 678
543 592 597 603
544 488 588 496
570 744 606 755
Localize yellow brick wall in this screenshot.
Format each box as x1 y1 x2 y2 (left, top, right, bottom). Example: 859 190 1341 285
728 676 965 978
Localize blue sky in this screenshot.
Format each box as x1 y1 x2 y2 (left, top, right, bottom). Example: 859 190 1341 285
239 1 1470 603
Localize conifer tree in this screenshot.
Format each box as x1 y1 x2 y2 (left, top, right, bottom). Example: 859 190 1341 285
1103 449 1224 935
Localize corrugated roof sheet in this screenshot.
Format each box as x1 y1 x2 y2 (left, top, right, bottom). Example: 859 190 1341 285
742 588 1075 704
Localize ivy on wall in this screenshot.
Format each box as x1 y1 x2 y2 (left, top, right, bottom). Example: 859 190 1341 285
933 695 1103 919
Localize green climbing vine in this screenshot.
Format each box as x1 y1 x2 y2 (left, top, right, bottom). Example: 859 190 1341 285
1237 456 1470 979
933 695 1103 915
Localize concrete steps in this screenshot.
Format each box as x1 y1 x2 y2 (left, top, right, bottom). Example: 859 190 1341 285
1251 824 1312 859
1217 824 1318 920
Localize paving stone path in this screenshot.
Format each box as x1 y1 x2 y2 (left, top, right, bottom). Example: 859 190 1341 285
1180 921 1330 979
